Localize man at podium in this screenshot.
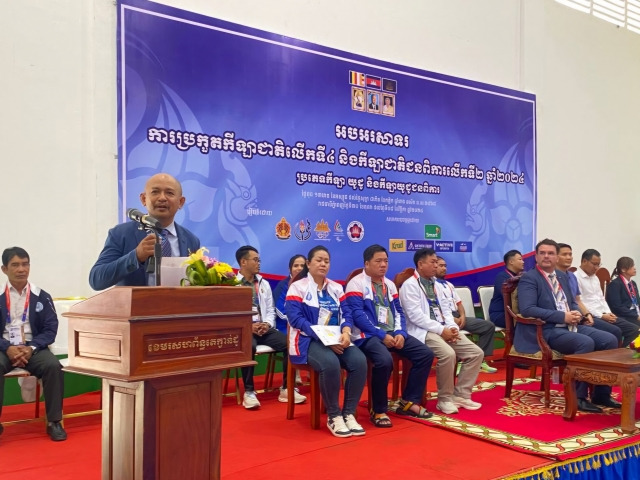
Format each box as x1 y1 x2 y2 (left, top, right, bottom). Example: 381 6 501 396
89 173 200 289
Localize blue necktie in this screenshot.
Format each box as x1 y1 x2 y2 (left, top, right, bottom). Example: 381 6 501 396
161 229 172 257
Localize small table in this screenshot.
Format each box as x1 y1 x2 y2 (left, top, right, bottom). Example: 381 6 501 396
563 348 640 434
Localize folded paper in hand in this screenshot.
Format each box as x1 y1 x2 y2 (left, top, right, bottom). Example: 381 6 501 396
310 325 342 346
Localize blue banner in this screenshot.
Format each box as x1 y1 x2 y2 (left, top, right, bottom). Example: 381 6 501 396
118 0 537 295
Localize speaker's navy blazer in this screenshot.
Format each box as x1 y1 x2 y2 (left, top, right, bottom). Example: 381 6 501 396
89 221 200 290
515 267 579 354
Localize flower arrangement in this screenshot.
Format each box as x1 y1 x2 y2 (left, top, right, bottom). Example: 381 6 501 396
181 248 239 286
630 335 640 358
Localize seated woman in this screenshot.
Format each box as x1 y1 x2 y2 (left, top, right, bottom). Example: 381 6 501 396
273 254 306 334
606 257 640 327
285 246 368 438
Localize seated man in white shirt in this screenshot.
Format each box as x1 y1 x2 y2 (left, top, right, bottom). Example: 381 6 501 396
399 247 483 414
235 246 306 409
574 249 638 347
435 257 497 373
0 247 66 441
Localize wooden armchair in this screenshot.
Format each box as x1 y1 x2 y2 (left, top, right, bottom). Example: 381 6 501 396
502 276 566 407
595 267 611 295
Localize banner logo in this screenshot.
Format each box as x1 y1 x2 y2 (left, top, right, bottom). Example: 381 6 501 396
455 241 473 252
314 219 331 240
333 220 345 242
295 219 311 241
406 240 435 251
275 217 291 240
389 239 406 252
424 225 442 239
347 221 364 242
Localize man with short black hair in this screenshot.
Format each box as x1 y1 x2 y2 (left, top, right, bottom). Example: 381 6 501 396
574 248 638 347
556 244 624 345
400 248 483 415
0 247 66 441
435 256 497 373
235 246 305 409
517 239 619 412
488 250 525 328
344 245 434 426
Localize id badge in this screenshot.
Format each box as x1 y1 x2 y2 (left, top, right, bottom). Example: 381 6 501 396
556 301 567 312
252 305 260 323
9 325 23 346
433 308 444 325
377 306 389 325
318 307 332 325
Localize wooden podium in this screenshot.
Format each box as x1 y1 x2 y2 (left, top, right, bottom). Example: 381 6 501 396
64 286 254 480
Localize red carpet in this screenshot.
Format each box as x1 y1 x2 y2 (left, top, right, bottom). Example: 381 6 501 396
395 378 640 460
0 380 553 479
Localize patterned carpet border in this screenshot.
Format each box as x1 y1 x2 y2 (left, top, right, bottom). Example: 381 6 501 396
389 378 640 461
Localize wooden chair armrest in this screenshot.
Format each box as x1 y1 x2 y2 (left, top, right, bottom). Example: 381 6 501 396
513 313 555 360
513 315 545 326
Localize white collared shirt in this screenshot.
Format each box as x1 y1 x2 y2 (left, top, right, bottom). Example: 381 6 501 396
574 267 610 317
2 281 33 342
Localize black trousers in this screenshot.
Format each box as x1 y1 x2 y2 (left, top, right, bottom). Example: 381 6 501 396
241 328 288 392
0 348 64 422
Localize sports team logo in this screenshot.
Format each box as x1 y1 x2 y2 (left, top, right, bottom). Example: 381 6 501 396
347 221 364 242
295 219 312 241
314 219 330 240
275 217 291 240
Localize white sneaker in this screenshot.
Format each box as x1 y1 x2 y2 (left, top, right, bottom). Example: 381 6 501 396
343 414 366 436
327 416 352 438
453 396 482 410
436 401 459 414
242 391 261 409
278 387 307 404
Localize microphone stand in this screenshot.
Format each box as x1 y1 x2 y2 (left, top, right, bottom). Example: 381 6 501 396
141 225 163 286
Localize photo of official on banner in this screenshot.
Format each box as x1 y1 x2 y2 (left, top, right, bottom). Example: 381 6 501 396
118 0 536 290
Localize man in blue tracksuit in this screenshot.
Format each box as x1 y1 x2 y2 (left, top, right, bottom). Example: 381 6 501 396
344 244 434 427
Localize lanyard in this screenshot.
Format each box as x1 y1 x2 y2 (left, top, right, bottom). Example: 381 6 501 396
537 266 562 293
505 269 515 278
371 281 390 307
537 266 570 313
5 284 30 324
416 273 441 308
622 277 638 305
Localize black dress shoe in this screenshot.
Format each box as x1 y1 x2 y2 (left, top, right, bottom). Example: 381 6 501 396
593 397 622 409
578 399 603 413
47 422 67 442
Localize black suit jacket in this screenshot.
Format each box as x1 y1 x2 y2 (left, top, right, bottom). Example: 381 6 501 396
606 277 639 320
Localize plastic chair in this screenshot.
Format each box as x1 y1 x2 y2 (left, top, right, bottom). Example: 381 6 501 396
477 285 506 352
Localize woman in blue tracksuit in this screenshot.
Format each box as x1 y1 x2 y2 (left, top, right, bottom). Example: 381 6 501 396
285 246 367 438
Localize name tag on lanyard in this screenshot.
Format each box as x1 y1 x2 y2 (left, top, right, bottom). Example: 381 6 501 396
377 306 389 325
6 284 30 345
9 325 24 346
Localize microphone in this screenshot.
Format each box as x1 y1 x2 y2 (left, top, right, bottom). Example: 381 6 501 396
126 208 162 229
